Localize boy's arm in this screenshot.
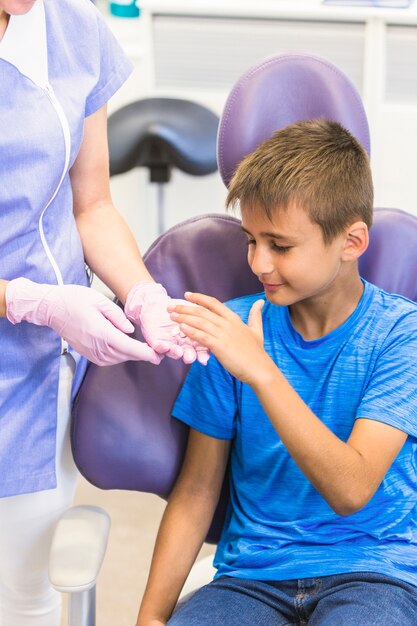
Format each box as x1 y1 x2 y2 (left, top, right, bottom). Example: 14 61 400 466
249 365 407 516
136 428 230 626
170 294 408 517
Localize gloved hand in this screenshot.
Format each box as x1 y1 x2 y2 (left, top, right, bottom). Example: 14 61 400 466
6 277 162 366
124 281 210 365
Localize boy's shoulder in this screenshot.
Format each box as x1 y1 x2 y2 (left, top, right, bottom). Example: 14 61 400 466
366 281 417 320
355 281 417 350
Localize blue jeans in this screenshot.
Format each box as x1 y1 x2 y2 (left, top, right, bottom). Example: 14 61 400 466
167 572 417 625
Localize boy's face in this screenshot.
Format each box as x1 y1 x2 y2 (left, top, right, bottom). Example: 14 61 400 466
241 202 348 307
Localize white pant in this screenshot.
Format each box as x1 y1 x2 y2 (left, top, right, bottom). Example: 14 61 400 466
0 355 79 626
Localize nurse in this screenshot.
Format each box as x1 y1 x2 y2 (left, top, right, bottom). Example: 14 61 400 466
0 0 207 624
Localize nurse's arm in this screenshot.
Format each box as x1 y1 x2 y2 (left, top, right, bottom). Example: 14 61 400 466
0 280 7 317
70 104 153 304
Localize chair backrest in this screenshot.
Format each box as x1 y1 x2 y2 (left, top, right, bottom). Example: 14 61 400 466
358 208 417 301
71 53 417 543
217 52 370 187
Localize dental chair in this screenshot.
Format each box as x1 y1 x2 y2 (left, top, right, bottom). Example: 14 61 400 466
48 53 417 626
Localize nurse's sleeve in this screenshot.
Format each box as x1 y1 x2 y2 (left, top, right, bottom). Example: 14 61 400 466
173 355 237 441
85 7 133 116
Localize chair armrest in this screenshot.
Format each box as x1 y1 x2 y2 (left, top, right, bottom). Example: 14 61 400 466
49 505 111 594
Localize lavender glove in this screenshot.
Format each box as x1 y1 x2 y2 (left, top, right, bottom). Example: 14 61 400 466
6 278 162 366
124 281 210 365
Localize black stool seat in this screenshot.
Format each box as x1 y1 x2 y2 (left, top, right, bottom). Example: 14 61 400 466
108 97 219 183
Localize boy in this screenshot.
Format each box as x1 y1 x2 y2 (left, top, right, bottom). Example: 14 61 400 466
136 120 417 626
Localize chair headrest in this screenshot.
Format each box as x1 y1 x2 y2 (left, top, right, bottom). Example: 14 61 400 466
360 208 417 302
217 53 370 187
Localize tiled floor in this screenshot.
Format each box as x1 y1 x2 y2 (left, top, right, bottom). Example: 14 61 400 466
60 476 215 626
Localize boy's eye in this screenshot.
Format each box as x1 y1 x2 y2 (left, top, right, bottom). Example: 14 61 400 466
271 243 292 253
246 239 292 253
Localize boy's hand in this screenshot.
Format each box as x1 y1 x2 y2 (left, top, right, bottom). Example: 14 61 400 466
124 281 210 365
170 292 271 385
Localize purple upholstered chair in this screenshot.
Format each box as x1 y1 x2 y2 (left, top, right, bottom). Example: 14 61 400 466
72 213 260 519
217 52 370 186
48 54 417 626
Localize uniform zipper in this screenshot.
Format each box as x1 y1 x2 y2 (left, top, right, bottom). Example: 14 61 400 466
40 83 72 355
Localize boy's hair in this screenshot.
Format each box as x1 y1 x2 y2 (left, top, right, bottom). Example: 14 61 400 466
226 119 373 244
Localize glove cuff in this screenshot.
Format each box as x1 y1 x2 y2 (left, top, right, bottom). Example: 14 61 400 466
5 278 53 325
124 281 167 321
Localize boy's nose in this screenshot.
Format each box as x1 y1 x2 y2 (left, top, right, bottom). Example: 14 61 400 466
249 247 275 277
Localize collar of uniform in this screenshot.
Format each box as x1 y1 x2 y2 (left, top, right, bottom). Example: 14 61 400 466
0 0 48 88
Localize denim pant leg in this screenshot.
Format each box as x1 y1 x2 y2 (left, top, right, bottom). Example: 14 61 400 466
308 572 417 626
167 576 300 626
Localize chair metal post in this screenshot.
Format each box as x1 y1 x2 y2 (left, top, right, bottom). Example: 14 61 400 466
156 182 166 235
68 587 96 626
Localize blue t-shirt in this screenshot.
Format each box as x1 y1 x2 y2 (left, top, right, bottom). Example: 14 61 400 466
173 280 417 587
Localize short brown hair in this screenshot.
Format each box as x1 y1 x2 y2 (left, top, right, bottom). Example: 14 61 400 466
226 119 373 244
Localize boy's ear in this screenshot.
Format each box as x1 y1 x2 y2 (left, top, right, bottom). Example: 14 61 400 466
342 221 369 261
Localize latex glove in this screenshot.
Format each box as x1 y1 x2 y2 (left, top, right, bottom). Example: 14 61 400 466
124 281 210 365
6 278 162 366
